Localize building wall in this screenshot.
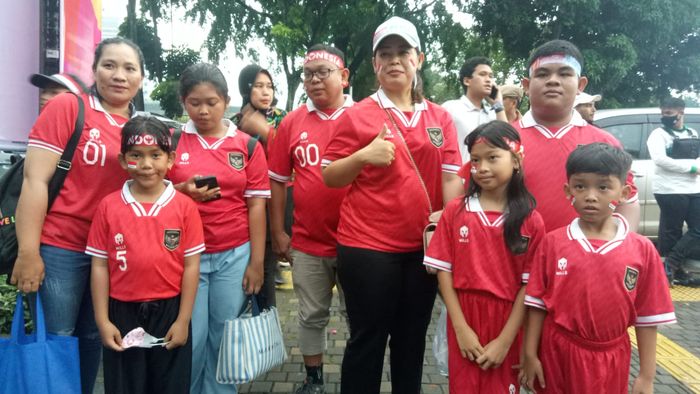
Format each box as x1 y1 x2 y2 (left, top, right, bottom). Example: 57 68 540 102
0 1 40 141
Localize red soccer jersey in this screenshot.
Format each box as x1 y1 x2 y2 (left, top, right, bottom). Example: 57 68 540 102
525 214 676 342
28 93 130 251
514 111 639 232
267 96 353 257
85 181 206 302
322 90 462 252
168 120 270 253
424 195 545 302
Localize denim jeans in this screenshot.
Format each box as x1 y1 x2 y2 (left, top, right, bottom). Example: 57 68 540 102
190 242 250 394
32 244 102 394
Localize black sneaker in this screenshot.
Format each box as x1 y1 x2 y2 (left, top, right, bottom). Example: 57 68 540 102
294 380 325 394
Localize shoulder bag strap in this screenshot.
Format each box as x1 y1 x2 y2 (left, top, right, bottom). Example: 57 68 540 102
247 135 258 160
171 127 182 151
46 93 85 210
383 108 433 214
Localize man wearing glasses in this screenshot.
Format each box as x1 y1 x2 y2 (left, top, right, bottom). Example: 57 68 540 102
266 44 352 394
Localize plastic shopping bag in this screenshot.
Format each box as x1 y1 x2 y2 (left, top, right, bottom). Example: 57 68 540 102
433 303 449 376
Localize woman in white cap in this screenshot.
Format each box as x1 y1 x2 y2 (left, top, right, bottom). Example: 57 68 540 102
322 16 463 393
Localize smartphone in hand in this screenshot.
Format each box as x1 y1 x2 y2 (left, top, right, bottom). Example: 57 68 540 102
194 175 219 190
489 84 499 100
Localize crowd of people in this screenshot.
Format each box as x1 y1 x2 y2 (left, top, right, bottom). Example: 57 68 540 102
9 13 693 394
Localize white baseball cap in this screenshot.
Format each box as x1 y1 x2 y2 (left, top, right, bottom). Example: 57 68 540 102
574 92 602 107
372 16 420 52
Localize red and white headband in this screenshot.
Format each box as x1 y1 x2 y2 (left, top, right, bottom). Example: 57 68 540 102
304 51 345 68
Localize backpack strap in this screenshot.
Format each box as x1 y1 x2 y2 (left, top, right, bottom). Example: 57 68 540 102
46 93 85 208
247 136 259 160
171 127 182 151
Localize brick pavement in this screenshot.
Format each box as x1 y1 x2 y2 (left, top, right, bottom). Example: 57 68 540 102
92 284 698 393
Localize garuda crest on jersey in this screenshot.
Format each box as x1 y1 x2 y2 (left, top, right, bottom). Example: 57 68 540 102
164 229 181 251
624 266 639 291
426 127 444 148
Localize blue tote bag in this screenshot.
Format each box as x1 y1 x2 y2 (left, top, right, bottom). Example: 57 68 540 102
216 295 287 384
0 292 80 394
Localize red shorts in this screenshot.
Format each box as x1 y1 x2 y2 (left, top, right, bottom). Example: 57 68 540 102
536 318 631 393
447 290 521 394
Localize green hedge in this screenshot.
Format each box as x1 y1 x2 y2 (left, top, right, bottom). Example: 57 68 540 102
0 275 32 335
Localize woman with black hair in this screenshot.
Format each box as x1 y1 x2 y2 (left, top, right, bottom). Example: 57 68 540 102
12 37 145 393
424 120 545 392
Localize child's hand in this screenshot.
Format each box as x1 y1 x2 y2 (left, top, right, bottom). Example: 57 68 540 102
476 336 511 369
455 325 484 361
165 319 189 350
97 321 123 352
631 375 654 394
177 175 221 202
243 263 264 295
520 354 546 392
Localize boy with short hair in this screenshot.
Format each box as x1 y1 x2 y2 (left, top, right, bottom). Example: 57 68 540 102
515 39 640 232
87 116 205 394
521 143 676 393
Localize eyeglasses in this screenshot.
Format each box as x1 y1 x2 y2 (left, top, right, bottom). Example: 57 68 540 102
302 68 339 81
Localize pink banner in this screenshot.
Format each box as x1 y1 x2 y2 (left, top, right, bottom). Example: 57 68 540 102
61 0 101 86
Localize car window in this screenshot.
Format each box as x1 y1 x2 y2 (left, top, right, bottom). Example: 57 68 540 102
602 123 644 159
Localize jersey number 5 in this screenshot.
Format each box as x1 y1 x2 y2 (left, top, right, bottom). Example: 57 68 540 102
116 250 127 271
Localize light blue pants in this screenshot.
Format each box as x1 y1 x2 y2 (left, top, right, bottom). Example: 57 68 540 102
190 242 250 394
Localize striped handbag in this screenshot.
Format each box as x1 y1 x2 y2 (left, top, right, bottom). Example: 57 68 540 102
216 295 288 384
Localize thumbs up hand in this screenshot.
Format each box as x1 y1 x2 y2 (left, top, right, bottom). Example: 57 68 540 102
359 124 396 167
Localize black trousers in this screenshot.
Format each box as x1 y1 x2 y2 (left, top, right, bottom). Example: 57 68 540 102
103 296 191 394
666 226 700 269
655 193 700 256
337 245 437 394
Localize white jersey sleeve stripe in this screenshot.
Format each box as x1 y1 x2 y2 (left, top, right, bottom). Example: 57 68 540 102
442 164 461 173
521 272 530 283
27 139 64 155
184 244 206 257
321 159 333 167
423 256 452 272
85 246 108 259
635 312 677 326
244 190 271 198
268 170 291 183
524 295 547 310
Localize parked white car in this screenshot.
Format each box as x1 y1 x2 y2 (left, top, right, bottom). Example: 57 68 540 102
594 107 700 237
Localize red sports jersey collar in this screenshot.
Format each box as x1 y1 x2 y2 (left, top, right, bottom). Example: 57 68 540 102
88 95 133 127
120 180 177 217
566 213 629 255
183 119 238 150
519 110 587 140
464 195 506 227
371 88 427 128
305 94 354 120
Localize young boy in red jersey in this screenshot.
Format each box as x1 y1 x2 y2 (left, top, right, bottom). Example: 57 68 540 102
87 116 205 394
514 40 640 232
267 44 352 393
522 143 676 394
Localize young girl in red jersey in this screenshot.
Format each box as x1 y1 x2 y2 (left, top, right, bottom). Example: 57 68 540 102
424 120 545 393
87 116 205 394
168 63 270 394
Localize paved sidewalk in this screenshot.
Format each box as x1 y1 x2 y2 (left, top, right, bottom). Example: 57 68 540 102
236 281 697 393
92 281 699 393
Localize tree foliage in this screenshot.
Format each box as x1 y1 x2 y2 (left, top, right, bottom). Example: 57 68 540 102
461 0 700 107
185 0 443 110
150 47 202 119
